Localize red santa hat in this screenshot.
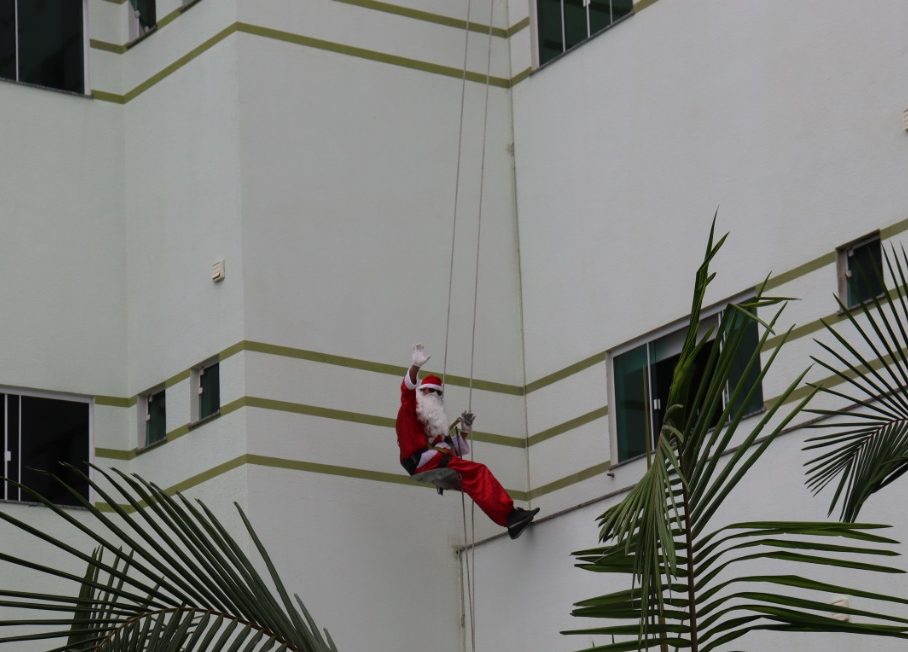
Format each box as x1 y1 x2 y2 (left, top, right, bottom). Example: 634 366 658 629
418 374 444 393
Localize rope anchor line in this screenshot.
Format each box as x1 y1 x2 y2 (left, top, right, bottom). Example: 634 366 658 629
440 1 497 651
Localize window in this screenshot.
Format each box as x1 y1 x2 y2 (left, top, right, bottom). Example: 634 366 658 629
195 362 220 421
536 0 632 66
2 392 90 507
0 0 84 93
838 234 884 309
141 387 166 447
128 0 156 41
611 307 764 463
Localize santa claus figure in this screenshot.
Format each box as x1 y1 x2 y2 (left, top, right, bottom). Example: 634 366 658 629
396 344 539 539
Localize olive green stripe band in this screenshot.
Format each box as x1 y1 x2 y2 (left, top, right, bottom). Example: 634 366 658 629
332 0 525 39
236 23 512 88
528 461 611 500
89 39 127 54
95 447 135 460
93 22 519 103
95 395 136 408
525 352 606 394
94 452 533 509
879 216 908 240
240 340 525 394
92 0 527 54
527 406 608 447
761 252 836 292
242 395 527 447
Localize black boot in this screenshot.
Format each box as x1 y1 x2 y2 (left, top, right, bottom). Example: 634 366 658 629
507 507 540 540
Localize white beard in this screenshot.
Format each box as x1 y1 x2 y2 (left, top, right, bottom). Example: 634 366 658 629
416 391 448 442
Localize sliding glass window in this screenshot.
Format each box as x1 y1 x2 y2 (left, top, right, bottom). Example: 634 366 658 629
537 0 632 66
0 0 84 93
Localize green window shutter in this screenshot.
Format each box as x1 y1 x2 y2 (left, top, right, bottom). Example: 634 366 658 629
16 0 83 93
846 239 884 308
537 0 564 65
199 363 220 420
726 311 764 416
614 344 648 462
145 389 166 446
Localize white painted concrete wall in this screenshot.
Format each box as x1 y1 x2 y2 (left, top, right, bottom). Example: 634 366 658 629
3 0 908 650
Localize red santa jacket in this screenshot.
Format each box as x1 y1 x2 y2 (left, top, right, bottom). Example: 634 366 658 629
396 377 428 462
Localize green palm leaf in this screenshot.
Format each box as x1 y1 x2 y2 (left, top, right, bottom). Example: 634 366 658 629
565 223 908 651
805 244 908 521
0 465 336 651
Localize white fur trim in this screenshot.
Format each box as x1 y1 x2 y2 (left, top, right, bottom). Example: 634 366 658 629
418 382 443 392
404 373 418 390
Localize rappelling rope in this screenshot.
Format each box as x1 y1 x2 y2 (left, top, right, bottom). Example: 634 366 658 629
437 0 497 650
462 3 496 652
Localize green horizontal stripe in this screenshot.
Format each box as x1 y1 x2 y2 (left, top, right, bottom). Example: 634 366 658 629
762 251 836 292
507 17 531 37
93 22 519 103
94 395 136 408
89 39 127 54
242 340 406 377
527 406 608 447
95 447 136 461
236 22 511 88
244 395 395 428
879 215 908 240
510 67 532 86
332 0 516 38
528 461 611 500
633 0 658 11
95 452 528 511
164 369 191 388
525 351 606 394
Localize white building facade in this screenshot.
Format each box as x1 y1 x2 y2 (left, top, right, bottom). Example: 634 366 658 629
1 0 908 650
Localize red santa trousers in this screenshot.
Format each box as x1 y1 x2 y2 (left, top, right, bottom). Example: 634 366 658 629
417 453 514 527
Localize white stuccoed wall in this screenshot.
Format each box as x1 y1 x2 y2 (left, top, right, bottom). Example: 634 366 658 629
3 0 908 650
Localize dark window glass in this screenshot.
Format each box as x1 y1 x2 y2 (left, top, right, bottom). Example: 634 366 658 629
727 312 764 416
612 0 633 20
846 238 884 308
614 307 764 463
145 388 166 446
6 394 19 500
19 396 89 507
563 0 588 50
614 344 649 461
588 0 612 35
200 363 220 420
130 0 156 31
0 0 15 81
17 0 83 93
537 0 563 66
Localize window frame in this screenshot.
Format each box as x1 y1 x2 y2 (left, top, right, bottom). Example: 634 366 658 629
0 0 89 95
837 232 885 310
138 385 167 450
191 359 220 424
607 296 765 466
532 0 634 69
0 385 92 506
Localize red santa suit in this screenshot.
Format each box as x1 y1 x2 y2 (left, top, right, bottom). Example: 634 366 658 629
396 373 514 527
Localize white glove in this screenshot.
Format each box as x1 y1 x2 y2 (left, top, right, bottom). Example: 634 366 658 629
460 411 475 436
411 344 431 368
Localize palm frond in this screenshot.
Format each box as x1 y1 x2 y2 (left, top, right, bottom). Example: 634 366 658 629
566 223 908 651
805 244 908 521
0 464 336 651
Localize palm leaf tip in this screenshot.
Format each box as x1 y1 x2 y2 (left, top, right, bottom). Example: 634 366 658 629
0 464 337 652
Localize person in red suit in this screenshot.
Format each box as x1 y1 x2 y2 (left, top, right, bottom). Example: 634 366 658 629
397 344 538 540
